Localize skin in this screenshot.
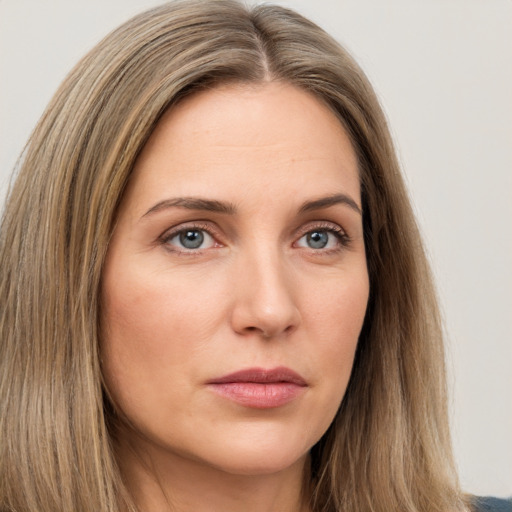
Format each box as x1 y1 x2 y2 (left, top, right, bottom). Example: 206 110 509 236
101 82 369 512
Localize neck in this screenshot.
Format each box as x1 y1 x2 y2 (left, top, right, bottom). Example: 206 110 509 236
115 432 312 512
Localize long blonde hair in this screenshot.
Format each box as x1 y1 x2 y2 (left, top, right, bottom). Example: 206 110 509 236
0 1 467 511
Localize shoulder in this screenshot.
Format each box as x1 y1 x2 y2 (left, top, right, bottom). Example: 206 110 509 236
471 496 512 512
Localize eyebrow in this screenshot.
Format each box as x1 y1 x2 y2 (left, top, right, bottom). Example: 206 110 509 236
142 197 237 218
298 193 362 215
142 192 362 219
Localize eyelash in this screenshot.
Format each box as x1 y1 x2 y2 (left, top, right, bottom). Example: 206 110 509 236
159 222 220 254
159 221 351 255
295 222 351 254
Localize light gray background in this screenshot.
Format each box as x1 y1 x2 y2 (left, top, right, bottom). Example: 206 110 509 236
1 0 510 498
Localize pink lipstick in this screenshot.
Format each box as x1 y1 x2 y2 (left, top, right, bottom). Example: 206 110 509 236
207 367 307 409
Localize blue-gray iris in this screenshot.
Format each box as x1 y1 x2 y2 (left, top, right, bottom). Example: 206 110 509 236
307 231 328 249
180 230 204 249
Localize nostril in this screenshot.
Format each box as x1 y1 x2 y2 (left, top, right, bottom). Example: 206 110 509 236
242 324 296 339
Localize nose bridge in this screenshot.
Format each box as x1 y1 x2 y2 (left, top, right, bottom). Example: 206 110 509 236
231 240 300 338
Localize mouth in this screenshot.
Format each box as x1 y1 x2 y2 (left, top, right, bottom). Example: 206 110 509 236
206 367 308 409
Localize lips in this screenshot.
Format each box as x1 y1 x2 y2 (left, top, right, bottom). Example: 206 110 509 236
206 367 307 409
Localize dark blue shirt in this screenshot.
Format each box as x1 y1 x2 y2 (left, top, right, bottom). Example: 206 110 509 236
473 496 512 512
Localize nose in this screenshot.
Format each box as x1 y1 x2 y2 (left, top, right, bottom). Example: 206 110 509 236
230 249 301 339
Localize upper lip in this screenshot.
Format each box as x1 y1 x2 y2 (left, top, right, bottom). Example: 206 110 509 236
207 366 307 386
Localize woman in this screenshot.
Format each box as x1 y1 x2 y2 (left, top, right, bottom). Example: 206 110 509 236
0 1 509 511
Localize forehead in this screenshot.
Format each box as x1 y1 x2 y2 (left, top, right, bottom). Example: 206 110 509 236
123 81 360 212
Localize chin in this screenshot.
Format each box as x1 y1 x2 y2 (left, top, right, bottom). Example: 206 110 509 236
194 430 313 477
208 449 310 477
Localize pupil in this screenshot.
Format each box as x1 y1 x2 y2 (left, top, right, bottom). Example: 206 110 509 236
307 231 328 249
180 230 204 249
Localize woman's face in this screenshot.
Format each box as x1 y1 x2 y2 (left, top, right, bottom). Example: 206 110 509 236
101 82 369 476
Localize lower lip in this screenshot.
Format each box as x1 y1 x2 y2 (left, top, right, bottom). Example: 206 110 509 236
208 382 306 409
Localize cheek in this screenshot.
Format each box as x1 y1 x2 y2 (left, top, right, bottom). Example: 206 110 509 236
99 260 231 404
304 270 368 401
304 266 369 346
100 271 180 399
102 264 221 348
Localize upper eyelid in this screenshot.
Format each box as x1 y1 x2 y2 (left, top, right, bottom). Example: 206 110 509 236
294 220 346 237
159 221 221 241
158 223 222 254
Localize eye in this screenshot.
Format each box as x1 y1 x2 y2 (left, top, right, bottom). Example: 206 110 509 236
295 228 346 250
165 228 216 251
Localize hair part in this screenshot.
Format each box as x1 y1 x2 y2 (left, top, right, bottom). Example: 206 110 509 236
0 1 467 511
